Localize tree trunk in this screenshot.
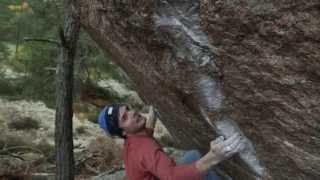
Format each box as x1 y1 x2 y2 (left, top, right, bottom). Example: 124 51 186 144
77 0 320 179
55 0 80 179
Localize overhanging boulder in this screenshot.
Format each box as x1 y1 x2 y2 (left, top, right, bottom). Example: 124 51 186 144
78 0 320 179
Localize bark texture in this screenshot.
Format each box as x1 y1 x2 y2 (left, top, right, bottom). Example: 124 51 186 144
78 0 320 179
55 0 80 179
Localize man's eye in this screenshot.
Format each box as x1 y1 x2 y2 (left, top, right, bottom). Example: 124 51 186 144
126 106 130 111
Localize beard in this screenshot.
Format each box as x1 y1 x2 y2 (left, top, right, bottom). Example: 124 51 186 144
130 116 146 133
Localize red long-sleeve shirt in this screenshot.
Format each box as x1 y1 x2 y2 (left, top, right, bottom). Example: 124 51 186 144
123 133 204 180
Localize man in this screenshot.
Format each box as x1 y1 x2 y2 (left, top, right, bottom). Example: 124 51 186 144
98 104 244 180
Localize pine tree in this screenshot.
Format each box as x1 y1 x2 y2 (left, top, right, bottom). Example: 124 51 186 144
55 0 80 179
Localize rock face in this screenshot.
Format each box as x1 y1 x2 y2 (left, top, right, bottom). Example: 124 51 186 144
78 0 320 179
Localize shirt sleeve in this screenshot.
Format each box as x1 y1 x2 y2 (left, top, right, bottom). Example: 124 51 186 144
140 138 204 180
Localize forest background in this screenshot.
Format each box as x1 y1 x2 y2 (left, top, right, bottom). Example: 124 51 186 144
0 0 166 179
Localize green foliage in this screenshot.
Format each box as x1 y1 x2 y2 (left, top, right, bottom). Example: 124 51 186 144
0 0 21 42
316 129 320 145
0 76 19 96
0 42 10 62
17 42 58 107
0 0 62 42
0 0 60 106
75 33 130 85
0 0 133 108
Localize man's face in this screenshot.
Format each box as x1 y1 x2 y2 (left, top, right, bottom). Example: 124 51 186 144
118 105 146 134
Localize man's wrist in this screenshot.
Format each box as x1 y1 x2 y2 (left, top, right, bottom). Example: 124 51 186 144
195 152 220 174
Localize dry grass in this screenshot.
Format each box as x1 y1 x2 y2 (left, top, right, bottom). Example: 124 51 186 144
7 117 39 131
76 126 88 135
0 157 33 178
76 136 123 176
0 132 54 178
0 133 32 150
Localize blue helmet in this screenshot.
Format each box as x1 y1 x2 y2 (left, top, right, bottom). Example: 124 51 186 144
98 104 124 138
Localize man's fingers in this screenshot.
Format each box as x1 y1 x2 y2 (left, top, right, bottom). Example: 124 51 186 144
211 136 224 146
148 106 156 121
211 133 240 150
222 133 241 147
225 139 245 157
148 106 154 114
210 136 224 152
222 135 241 152
142 106 157 128
208 133 246 163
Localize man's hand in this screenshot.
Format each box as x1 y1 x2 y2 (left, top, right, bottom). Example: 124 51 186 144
196 133 245 174
142 106 157 130
209 133 244 162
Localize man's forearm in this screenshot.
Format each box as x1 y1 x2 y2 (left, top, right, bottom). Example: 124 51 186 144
195 133 244 175
195 152 220 174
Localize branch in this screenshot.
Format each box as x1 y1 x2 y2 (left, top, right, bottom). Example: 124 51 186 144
0 145 43 155
0 154 25 161
23 37 61 46
85 162 100 174
44 67 57 72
